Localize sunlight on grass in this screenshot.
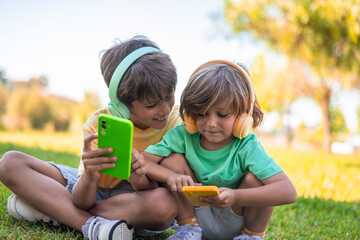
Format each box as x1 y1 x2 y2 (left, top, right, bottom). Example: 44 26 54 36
0 131 83 154
267 147 360 202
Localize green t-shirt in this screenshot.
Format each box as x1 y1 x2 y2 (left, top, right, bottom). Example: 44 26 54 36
145 125 282 189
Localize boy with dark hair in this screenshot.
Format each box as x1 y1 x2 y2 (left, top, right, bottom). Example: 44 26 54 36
0 35 182 240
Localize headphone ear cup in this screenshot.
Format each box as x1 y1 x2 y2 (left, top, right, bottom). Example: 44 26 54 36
108 100 131 119
183 114 198 134
233 114 253 139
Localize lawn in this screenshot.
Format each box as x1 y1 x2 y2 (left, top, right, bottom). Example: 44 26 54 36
0 131 359 239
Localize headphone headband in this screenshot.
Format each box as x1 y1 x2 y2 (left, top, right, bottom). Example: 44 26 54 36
108 46 160 118
189 60 255 116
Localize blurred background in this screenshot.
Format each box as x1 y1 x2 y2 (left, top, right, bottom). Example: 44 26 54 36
1 0 359 155
1 1 360 238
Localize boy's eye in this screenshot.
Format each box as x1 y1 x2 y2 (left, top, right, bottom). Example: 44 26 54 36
146 103 156 109
197 113 205 117
218 113 230 118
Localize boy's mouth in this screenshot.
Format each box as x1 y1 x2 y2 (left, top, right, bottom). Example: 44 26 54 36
154 116 167 121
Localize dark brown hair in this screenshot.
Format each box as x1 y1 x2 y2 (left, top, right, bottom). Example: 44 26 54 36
100 35 177 107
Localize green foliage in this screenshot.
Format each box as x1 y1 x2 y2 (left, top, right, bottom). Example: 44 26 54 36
224 0 360 152
251 55 305 114
24 89 52 130
225 0 360 83
6 88 31 129
3 82 100 131
329 104 348 139
48 98 73 131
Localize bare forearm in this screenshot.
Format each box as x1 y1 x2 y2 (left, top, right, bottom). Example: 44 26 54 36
144 159 175 183
234 172 297 207
72 174 98 210
235 181 297 206
128 175 159 191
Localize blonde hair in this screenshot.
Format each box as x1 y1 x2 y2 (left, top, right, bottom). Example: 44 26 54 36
180 62 263 128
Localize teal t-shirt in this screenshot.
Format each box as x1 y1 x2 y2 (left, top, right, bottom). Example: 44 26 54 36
145 125 282 189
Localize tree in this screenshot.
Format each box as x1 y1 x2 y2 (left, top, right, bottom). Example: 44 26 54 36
329 104 349 141
224 0 360 152
24 89 52 130
251 55 305 146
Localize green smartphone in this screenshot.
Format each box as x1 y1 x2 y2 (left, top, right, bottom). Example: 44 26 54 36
98 114 133 179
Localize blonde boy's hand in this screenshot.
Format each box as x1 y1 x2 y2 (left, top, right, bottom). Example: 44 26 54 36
128 149 146 183
167 173 195 192
81 133 117 182
199 187 236 208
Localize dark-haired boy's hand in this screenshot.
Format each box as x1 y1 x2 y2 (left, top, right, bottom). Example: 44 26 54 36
81 133 117 182
128 149 146 183
167 173 195 192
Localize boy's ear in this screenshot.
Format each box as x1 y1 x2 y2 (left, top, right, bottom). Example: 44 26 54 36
108 99 131 119
108 46 160 119
183 114 198 134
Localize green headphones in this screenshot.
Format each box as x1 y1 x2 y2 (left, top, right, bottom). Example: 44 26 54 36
108 46 161 119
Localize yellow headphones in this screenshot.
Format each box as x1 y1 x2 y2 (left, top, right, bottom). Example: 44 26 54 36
183 60 255 139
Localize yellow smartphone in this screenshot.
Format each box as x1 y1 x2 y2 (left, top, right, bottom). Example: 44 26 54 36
182 186 220 206
98 114 133 179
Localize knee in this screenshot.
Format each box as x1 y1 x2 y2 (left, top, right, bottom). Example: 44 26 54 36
240 172 263 189
0 151 28 181
142 188 177 224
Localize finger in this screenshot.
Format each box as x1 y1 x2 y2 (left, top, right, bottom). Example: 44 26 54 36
85 162 116 173
82 147 113 160
135 167 146 176
83 156 117 168
131 152 144 164
171 183 177 192
132 148 139 155
187 176 195 186
181 178 191 187
176 181 183 192
132 157 144 168
83 134 98 151
198 197 212 204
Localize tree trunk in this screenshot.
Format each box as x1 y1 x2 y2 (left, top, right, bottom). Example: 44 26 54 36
321 83 332 153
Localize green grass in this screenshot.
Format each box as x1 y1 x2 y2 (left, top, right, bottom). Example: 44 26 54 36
0 133 359 239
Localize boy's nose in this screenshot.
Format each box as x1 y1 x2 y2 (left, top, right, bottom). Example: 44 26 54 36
207 115 218 127
158 102 170 115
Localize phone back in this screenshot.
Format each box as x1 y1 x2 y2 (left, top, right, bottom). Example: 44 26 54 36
98 114 133 179
182 186 220 206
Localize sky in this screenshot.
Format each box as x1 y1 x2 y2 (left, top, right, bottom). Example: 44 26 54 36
0 0 261 104
0 0 359 133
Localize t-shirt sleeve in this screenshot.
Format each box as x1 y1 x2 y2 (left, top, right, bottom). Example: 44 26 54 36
242 139 283 180
145 125 187 157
